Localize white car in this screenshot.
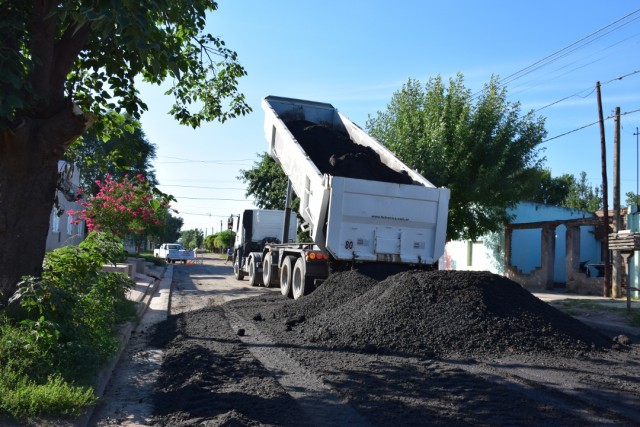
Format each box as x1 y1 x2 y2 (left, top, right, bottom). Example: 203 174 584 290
154 243 195 264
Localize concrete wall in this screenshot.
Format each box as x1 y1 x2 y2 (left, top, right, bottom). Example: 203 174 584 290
443 202 601 285
508 202 600 283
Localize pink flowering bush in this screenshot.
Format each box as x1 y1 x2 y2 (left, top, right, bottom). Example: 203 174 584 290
69 174 172 238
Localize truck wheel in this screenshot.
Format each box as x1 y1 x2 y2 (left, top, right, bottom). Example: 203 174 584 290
234 259 245 281
262 252 277 288
280 256 295 298
248 256 263 287
292 257 307 300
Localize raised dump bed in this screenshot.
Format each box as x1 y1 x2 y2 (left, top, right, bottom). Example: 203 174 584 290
262 95 450 265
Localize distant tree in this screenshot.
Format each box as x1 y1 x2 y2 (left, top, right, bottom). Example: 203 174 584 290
517 168 573 206
563 172 602 212
204 234 217 252
65 115 158 196
148 212 183 246
625 192 640 206
238 153 299 211
366 74 547 240
180 229 204 250
214 230 235 250
0 1 250 302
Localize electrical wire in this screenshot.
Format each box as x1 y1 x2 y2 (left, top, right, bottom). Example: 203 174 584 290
542 107 640 143
499 10 640 88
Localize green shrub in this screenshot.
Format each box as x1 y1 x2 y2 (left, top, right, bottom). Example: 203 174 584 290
1 232 136 421
0 369 96 422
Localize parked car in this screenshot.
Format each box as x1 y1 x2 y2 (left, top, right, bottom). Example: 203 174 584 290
154 243 195 264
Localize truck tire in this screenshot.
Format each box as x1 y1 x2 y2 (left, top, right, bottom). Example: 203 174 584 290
262 252 277 288
280 256 295 298
292 257 307 300
234 259 245 281
248 255 263 287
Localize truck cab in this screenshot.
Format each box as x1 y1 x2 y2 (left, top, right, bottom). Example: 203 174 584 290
233 209 297 285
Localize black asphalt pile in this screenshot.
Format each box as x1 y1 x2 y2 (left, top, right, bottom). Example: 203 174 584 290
230 270 614 359
297 270 613 357
285 120 416 184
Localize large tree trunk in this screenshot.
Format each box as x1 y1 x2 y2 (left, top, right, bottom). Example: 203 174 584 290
0 104 87 304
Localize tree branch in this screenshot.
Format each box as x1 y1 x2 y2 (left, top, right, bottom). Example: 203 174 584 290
51 22 92 101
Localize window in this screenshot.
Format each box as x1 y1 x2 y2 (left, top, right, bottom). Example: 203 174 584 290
52 209 61 233
67 215 74 235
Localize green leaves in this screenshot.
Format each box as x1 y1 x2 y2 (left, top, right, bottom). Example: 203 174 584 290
2 0 250 131
367 74 547 241
238 153 299 211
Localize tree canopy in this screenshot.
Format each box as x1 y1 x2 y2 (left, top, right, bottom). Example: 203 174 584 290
0 1 250 131
238 153 300 212
366 74 547 241
0 1 250 302
180 229 204 249
64 115 158 196
563 171 602 212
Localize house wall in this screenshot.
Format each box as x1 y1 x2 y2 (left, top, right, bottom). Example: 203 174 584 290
508 202 599 283
443 202 600 284
442 240 499 273
625 205 640 298
45 161 86 252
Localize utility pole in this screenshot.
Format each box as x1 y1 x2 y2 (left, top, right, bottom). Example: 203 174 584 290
635 127 640 200
612 107 621 298
596 81 611 297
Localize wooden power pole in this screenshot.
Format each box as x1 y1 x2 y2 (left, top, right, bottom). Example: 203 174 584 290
596 81 611 297
613 107 622 298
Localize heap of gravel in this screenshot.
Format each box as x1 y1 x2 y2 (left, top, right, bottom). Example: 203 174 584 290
285 120 416 185
239 270 614 358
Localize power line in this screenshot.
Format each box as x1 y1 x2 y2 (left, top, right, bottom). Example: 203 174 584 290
155 155 255 164
180 212 237 218
177 196 255 201
158 184 246 190
542 107 640 143
533 68 640 113
471 8 640 100
498 8 640 88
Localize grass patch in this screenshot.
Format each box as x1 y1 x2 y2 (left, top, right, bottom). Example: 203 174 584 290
137 251 166 266
115 299 139 324
0 370 96 422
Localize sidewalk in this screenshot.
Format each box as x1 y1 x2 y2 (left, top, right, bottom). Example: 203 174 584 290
533 289 640 340
76 262 174 427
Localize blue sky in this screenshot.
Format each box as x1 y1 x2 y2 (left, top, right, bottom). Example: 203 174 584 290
139 1 640 233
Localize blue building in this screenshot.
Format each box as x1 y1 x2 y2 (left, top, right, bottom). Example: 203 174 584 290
443 202 603 293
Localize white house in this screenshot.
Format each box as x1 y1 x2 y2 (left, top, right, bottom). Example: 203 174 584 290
46 161 85 251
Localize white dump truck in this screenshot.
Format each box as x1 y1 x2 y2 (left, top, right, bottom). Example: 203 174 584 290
232 209 297 284
233 95 450 299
